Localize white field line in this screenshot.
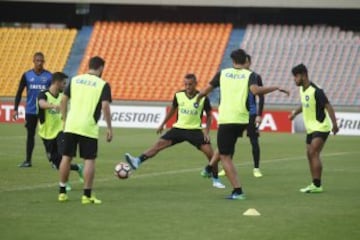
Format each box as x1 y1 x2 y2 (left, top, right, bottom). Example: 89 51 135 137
0 136 26 140
0 151 357 193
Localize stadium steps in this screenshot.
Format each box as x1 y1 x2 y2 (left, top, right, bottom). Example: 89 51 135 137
63 26 93 78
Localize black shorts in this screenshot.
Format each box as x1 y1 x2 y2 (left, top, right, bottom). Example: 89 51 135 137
247 115 259 138
63 132 98 159
217 124 248 155
42 132 64 168
161 128 209 149
306 131 330 144
25 114 38 131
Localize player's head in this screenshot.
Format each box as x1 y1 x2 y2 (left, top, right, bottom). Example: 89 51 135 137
184 73 197 95
52 72 68 92
292 63 308 86
230 49 247 65
244 54 252 69
33 52 45 71
89 56 105 77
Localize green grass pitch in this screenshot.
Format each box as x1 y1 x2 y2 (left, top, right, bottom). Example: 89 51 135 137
0 123 359 240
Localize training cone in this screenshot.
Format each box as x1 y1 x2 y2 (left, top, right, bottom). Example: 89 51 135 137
243 208 261 216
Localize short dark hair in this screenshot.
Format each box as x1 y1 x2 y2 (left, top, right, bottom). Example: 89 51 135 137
185 73 197 82
89 56 105 70
292 64 308 76
246 54 251 63
33 52 44 58
230 49 247 65
52 72 68 84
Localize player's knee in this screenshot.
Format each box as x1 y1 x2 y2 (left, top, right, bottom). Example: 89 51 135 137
308 148 320 158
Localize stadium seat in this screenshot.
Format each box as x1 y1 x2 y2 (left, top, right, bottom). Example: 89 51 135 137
0 27 77 97
79 21 232 101
241 24 359 106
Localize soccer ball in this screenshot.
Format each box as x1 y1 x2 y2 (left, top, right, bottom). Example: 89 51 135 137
114 162 132 179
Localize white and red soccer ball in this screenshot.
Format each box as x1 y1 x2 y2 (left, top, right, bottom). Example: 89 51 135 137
114 162 132 179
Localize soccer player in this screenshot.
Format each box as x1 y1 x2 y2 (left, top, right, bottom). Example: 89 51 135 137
125 73 225 189
37 72 83 190
58 56 113 204
197 49 289 200
218 54 265 178
13 52 52 167
289 64 338 193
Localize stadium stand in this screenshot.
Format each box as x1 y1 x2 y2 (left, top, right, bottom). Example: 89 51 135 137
78 21 232 101
241 24 360 106
0 27 77 97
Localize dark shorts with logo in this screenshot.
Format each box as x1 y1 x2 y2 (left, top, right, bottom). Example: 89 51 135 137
217 124 248 155
161 128 209 149
306 131 330 144
63 132 98 159
247 115 260 138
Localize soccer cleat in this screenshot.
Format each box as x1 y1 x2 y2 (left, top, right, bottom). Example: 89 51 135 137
125 153 140 170
65 182 72 192
253 168 263 178
218 169 226 177
300 183 323 193
18 161 32 168
200 168 212 178
226 193 246 200
212 178 226 189
77 164 84 183
81 195 102 205
58 193 69 202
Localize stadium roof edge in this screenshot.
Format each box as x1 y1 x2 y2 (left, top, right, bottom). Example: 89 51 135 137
2 0 360 9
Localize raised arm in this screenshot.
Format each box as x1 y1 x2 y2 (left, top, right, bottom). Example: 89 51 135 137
196 84 214 105
250 84 289 96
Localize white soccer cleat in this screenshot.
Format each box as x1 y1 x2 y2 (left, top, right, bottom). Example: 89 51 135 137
125 153 140 170
212 178 226 189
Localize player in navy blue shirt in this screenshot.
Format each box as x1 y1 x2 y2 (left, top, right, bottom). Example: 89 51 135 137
13 52 52 167
245 54 264 177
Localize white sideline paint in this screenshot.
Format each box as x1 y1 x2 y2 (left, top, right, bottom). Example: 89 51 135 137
0 151 356 193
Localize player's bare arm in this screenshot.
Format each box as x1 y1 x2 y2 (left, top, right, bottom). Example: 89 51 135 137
38 99 60 111
60 94 69 127
250 84 290 96
102 100 113 142
289 106 302 120
203 109 212 142
156 106 177 134
325 103 339 135
196 84 214 105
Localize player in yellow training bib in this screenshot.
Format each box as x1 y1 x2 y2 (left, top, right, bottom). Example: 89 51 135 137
289 64 338 193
